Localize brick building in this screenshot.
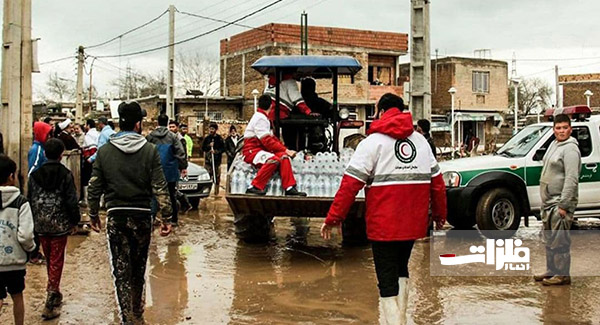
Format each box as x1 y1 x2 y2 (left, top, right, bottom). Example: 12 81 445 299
220 23 408 124
400 57 509 149
559 73 600 111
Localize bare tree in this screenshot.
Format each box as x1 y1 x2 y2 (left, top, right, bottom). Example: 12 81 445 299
176 52 220 96
509 77 554 115
45 72 76 102
111 68 167 99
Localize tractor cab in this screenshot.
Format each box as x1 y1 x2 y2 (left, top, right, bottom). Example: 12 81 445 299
251 55 363 153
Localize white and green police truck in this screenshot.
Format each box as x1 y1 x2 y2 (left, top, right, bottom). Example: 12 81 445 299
440 109 600 232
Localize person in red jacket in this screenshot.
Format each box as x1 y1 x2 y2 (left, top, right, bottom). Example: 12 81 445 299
320 93 447 325
242 95 307 196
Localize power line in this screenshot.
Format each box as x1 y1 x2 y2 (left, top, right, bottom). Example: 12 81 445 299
85 9 169 49
39 56 75 65
89 0 285 59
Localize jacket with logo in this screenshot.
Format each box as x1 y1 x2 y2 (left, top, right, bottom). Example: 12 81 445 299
325 109 447 241
0 186 35 271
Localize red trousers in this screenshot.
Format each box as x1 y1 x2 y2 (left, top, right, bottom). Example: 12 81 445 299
251 152 296 190
39 235 68 293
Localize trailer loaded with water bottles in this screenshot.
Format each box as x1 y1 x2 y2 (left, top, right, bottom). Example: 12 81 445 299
225 55 368 244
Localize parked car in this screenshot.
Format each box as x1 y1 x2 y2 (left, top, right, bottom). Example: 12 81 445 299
440 106 600 233
179 161 212 209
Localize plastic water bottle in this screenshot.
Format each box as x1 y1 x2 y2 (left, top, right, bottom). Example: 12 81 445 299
323 175 332 197
274 176 282 196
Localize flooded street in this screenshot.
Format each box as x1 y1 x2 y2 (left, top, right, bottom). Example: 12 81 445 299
2 196 600 324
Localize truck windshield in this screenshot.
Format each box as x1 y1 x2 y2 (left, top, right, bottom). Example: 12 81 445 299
496 125 551 157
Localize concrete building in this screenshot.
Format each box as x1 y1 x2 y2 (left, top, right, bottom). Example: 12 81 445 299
134 94 244 135
400 57 509 150
559 73 600 111
220 23 408 125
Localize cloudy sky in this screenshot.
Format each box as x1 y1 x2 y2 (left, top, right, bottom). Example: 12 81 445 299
27 0 600 103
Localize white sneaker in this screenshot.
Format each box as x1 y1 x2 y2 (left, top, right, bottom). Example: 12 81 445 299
379 296 400 325
396 277 409 325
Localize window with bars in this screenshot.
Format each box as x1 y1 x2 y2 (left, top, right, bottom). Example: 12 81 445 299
199 111 223 121
472 71 490 93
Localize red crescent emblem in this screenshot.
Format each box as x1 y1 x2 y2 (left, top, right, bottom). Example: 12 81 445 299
401 143 410 156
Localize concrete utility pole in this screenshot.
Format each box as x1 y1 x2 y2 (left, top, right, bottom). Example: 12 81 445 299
89 57 96 107
166 4 176 119
409 0 431 121
75 45 85 123
555 65 560 108
1 0 33 180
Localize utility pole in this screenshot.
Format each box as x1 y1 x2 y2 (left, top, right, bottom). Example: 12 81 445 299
75 45 84 123
1 0 33 181
555 65 561 108
166 4 176 119
300 11 308 55
89 57 96 108
409 0 431 121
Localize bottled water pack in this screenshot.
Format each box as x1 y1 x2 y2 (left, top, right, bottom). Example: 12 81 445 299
229 148 364 198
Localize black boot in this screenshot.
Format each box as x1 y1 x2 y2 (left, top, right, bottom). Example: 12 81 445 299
285 186 307 197
246 186 267 196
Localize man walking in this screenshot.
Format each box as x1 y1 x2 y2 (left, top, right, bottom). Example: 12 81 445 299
225 125 240 170
88 102 173 324
147 114 188 225
180 124 194 159
416 119 436 157
534 113 580 286
202 123 225 195
320 93 446 324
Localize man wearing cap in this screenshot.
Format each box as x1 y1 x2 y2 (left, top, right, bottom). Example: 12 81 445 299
88 101 173 324
88 116 115 163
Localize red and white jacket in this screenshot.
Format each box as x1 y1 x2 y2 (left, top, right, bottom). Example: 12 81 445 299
242 108 287 165
325 109 447 241
264 75 311 121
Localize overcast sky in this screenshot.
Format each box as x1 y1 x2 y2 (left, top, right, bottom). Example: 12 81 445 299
24 0 600 102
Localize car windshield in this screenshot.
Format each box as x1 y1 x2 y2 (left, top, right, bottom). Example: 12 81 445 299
496 125 551 157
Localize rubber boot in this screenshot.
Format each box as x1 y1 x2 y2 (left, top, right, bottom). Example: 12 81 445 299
378 296 400 325
396 277 409 324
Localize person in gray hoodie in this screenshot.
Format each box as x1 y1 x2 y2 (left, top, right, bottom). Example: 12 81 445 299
88 102 173 324
534 113 581 286
0 154 35 325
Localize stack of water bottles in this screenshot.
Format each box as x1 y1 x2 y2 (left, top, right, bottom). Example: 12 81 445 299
229 148 364 198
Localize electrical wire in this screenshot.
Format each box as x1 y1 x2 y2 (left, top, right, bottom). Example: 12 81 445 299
39 56 75 65
89 0 284 59
85 9 169 49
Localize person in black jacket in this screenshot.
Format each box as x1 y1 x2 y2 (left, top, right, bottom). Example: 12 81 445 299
88 102 172 324
0 131 4 155
28 138 81 320
202 122 225 195
417 119 436 157
224 125 240 170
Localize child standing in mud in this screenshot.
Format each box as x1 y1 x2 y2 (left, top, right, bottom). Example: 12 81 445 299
0 155 36 325
28 138 81 319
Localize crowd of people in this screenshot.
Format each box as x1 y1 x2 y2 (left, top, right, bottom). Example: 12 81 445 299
0 88 579 325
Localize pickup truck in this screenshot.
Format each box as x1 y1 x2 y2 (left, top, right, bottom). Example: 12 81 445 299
440 107 600 232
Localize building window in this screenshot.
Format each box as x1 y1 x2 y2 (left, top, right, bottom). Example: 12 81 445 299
338 74 354 85
199 111 223 121
472 71 489 93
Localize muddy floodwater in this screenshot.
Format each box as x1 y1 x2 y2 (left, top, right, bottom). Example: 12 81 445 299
2 196 600 324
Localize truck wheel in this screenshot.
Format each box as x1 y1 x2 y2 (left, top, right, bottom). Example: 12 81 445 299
189 197 200 210
447 213 476 229
234 214 274 243
476 188 521 233
342 215 368 246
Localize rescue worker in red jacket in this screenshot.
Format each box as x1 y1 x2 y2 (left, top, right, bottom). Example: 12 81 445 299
242 94 307 196
320 93 447 325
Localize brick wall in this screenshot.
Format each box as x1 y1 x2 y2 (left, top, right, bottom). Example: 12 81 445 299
400 57 509 115
559 73 600 110
220 23 408 55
